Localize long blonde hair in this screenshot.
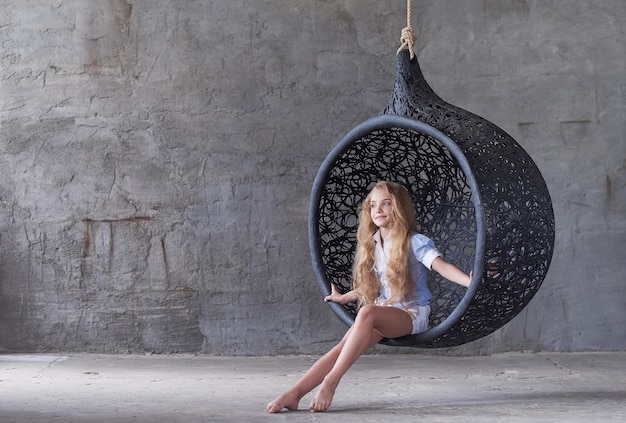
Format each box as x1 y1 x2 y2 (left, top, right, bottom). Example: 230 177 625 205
352 181 418 307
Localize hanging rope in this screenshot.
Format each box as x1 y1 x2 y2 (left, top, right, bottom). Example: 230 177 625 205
397 0 416 59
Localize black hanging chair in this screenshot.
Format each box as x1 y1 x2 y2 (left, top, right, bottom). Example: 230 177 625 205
308 49 555 348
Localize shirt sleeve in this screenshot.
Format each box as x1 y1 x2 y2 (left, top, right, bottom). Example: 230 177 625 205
411 234 442 270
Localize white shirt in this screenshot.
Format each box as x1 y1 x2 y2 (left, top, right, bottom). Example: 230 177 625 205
373 230 441 307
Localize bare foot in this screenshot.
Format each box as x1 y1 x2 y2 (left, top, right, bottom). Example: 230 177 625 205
309 381 336 412
266 391 301 413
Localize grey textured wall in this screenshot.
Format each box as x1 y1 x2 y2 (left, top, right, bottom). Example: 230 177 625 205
0 0 624 355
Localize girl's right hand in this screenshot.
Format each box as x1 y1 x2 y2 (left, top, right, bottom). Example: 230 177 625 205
324 284 346 304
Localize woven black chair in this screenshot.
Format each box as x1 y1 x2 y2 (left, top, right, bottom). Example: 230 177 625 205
308 49 555 348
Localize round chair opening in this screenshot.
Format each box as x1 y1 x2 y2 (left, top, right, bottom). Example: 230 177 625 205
309 115 485 347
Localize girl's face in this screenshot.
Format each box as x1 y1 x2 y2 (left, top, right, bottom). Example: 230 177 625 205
369 188 393 229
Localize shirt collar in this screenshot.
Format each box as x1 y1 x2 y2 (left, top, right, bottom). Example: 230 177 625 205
373 230 393 251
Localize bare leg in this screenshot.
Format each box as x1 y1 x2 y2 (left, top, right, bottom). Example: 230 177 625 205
267 305 413 413
309 305 412 412
266 333 348 413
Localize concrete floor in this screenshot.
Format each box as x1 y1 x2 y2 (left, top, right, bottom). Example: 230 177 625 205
1 352 625 423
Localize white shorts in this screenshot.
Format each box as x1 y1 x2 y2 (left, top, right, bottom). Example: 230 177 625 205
375 298 431 335
405 305 431 334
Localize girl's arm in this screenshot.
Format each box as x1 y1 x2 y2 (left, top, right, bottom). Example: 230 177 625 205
431 257 473 288
324 284 359 304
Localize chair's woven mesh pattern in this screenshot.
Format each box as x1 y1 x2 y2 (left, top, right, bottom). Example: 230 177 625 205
311 50 555 348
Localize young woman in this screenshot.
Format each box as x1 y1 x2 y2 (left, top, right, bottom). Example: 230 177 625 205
266 181 473 413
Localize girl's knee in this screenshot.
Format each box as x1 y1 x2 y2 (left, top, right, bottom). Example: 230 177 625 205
355 304 376 325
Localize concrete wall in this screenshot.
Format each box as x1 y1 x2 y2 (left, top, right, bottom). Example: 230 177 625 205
0 0 624 355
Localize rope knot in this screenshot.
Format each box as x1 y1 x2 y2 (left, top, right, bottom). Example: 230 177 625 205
397 26 416 59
